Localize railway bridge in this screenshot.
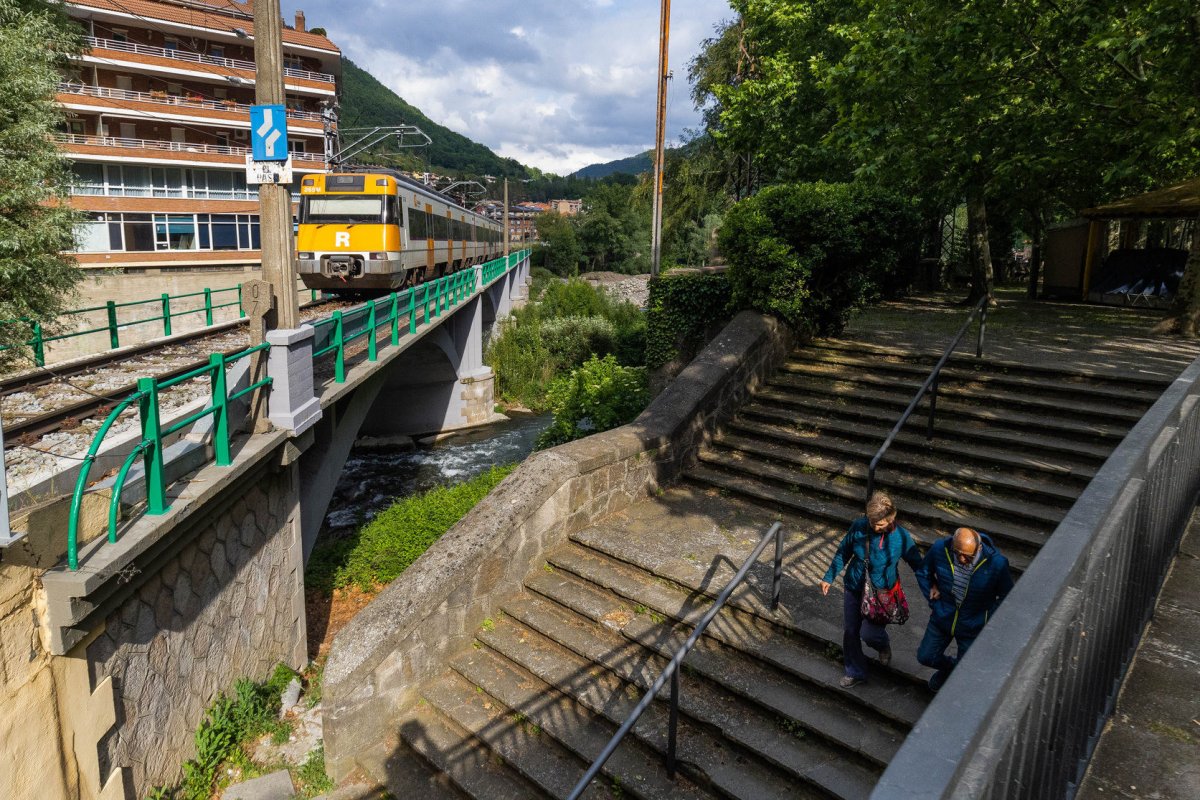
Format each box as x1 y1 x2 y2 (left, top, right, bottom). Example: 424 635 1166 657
0 251 529 799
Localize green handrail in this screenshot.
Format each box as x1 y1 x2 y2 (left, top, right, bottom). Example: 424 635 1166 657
308 250 528 384
65 341 272 570
1 283 321 367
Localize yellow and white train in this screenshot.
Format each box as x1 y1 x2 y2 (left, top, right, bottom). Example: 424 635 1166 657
296 169 503 293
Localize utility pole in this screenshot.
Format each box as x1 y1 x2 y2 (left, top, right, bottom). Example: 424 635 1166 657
650 0 671 278
504 178 511 257
253 0 298 330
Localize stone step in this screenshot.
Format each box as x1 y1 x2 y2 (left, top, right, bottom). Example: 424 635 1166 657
480 605 832 800
723 419 1081 506
398 700 550 800
421 672 614 800
451 647 715 800
683 465 1038 572
550 539 931 728
730 409 1097 486
798 341 1172 394
703 438 1067 530
741 398 1113 465
692 451 1051 553
755 385 1131 445
354 739 469 800
526 553 912 764
767 367 1148 423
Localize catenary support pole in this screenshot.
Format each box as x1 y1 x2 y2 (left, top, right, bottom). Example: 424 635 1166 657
504 178 511 258
254 0 299 332
649 0 671 278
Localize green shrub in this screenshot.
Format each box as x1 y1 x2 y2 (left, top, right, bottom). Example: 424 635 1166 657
486 278 647 408
540 315 617 368
536 355 650 448
529 266 554 299
645 271 733 369
718 182 921 335
306 464 516 594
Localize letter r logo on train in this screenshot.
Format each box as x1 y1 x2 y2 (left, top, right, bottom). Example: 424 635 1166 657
335 232 350 247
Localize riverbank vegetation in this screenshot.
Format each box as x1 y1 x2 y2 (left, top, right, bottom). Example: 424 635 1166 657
486 278 646 411
307 464 516 594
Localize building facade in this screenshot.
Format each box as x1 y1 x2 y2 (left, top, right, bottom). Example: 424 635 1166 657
57 0 339 273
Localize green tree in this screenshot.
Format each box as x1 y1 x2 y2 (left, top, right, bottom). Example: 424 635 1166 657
0 0 84 364
533 211 581 276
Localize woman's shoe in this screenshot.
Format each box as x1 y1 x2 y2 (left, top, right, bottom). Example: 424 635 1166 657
839 675 864 688
877 646 892 667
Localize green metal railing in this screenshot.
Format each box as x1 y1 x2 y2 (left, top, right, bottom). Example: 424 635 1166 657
311 250 529 383
0 284 324 367
62 250 527 570
65 343 271 570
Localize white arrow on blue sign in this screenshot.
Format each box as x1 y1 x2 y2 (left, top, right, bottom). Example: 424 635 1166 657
250 104 289 162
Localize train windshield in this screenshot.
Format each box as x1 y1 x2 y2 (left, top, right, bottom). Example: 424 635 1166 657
301 195 383 224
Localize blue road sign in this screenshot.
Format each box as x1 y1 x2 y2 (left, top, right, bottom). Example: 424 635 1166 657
250 104 289 162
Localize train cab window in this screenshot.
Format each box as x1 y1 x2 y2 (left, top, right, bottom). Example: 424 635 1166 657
301 195 384 224
383 195 402 226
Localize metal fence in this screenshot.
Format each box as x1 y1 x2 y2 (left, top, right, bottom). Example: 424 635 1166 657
872 354 1200 799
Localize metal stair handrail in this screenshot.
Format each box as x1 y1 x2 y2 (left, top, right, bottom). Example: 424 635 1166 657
566 521 785 799
865 296 988 500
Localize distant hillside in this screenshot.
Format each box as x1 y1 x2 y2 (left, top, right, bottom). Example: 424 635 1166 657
572 151 653 179
338 58 529 178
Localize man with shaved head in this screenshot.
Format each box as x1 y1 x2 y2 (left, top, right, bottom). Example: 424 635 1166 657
916 526 1014 691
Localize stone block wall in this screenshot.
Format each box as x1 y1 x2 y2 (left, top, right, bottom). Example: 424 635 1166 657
323 310 795 778
84 461 306 794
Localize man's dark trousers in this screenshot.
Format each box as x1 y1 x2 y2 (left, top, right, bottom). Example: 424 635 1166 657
917 622 977 690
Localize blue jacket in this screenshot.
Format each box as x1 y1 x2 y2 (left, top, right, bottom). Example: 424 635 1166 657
919 533 1014 637
822 517 924 595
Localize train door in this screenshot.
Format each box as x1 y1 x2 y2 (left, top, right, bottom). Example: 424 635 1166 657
425 203 435 275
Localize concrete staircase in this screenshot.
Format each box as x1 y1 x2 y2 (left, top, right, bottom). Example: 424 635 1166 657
353 340 1168 799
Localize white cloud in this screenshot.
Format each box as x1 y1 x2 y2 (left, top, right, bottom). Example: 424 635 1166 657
285 1 734 174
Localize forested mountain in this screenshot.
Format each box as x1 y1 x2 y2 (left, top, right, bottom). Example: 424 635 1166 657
337 58 529 178
572 151 653 179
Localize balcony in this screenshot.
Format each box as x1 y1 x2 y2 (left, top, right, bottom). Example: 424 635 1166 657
57 81 325 124
79 36 336 85
54 133 326 169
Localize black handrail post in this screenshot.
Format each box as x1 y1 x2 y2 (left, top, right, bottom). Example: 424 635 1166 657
667 668 680 779
977 299 987 358
772 523 784 610
926 378 938 441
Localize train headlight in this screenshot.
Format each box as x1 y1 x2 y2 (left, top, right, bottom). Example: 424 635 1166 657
368 252 387 260
297 252 314 259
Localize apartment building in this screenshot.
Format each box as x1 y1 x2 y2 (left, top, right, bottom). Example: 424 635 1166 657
57 0 339 273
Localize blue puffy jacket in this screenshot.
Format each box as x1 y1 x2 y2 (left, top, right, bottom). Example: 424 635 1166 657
920 533 1015 637
822 516 924 595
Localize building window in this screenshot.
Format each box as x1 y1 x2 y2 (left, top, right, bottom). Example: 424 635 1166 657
210 45 225 58
122 214 154 251
75 214 110 252
163 37 179 51
110 28 128 43
155 214 197 250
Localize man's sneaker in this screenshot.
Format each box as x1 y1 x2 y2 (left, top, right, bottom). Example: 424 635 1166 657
927 671 947 693
877 646 892 667
839 675 865 688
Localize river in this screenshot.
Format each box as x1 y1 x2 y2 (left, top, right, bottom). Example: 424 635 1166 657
321 413 552 532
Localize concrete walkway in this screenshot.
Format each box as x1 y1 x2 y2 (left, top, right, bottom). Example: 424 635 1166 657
1076 509 1200 800
843 289 1200 380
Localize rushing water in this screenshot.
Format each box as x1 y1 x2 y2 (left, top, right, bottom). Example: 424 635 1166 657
321 413 552 532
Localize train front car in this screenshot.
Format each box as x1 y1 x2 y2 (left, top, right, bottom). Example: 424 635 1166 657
296 173 406 293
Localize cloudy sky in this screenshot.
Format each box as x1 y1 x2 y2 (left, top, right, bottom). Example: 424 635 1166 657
282 1 734 175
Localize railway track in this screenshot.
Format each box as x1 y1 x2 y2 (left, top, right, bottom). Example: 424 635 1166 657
0 298 347 449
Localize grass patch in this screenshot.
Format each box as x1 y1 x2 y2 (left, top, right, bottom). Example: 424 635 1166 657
295 744 335 798
307 464 517 594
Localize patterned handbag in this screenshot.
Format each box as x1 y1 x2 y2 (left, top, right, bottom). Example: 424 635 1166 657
861 570 910 625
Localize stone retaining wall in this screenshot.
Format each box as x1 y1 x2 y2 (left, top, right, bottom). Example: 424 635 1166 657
82 456 306 795
323 310 795 779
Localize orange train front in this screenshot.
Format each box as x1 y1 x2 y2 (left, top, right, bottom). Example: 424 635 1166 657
296 170 503 293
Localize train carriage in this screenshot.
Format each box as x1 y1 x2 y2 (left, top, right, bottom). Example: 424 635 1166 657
296 168 503 293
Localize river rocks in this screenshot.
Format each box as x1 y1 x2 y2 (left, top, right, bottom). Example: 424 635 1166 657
579 271 650 308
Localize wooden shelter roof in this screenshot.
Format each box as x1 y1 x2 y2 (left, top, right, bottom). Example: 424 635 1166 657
1082 178 1200 220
